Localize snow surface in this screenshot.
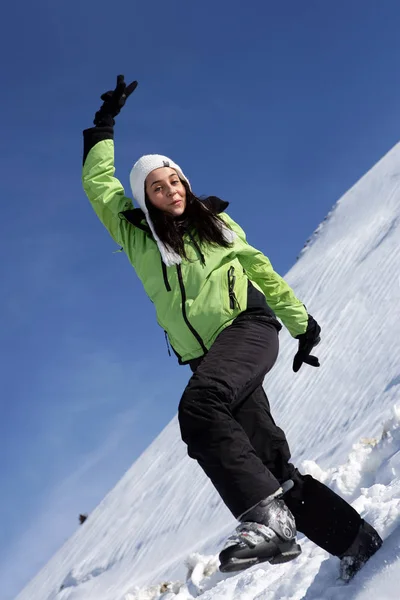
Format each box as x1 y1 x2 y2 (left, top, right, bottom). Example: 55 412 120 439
16 143 400 600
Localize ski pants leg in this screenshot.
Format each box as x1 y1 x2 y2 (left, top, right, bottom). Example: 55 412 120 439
224 379 362 555
178 317 284 518
284 471 362 556
179 315 362 557
232 384 296 484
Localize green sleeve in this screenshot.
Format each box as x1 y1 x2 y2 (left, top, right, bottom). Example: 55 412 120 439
221 213 308 337
82 138 134 247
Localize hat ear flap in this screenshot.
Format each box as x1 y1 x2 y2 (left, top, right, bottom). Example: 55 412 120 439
144 191 151 212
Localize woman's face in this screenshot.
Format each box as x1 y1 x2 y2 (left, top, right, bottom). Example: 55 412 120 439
145 167 187 217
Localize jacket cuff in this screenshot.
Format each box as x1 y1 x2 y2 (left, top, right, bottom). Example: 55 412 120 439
83 125 114 165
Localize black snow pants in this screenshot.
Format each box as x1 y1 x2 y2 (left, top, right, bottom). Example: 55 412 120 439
178 315 362 557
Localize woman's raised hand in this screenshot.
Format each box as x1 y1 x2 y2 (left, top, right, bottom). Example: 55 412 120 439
93 75 138 127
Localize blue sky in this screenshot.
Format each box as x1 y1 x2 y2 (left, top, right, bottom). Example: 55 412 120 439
2 1 400 597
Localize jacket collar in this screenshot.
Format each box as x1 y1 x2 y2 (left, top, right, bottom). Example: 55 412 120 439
201 196 230 214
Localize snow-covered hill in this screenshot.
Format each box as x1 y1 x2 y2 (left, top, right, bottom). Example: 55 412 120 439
16 143 400 600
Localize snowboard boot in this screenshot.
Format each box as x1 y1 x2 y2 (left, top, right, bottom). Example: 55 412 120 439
219 481 301 573
339 520 382 582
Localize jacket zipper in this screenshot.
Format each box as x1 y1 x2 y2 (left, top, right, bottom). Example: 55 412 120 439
176 265 208 355
164 330 186 363
161 259 171 292
228 266 241 310
164 331 171 356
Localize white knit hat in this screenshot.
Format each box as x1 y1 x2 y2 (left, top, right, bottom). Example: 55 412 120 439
130 154 236 266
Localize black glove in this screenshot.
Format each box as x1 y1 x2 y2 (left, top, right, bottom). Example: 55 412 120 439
93 75 138 127
292 314 321 373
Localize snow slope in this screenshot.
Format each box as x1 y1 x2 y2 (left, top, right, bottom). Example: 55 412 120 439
16 143 400 600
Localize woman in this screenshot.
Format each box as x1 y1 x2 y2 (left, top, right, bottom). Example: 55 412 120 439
82 76 382 579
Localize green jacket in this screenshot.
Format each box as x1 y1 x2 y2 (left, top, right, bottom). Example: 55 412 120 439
82 131 308 363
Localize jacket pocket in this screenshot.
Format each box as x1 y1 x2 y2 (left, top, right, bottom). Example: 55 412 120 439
227 266 241 310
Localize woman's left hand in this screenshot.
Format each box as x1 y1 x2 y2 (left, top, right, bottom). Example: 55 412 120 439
292 315 321 373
